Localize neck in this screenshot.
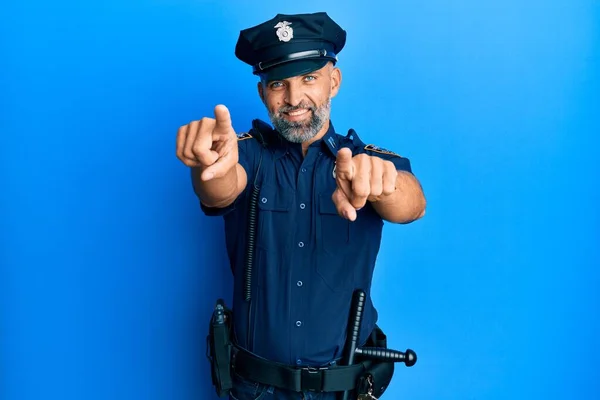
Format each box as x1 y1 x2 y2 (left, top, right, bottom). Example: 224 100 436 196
301 119 330 156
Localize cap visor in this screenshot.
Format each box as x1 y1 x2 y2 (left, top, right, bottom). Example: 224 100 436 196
258 59 329 81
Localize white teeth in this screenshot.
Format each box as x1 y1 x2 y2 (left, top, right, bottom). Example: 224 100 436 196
288 109 308 116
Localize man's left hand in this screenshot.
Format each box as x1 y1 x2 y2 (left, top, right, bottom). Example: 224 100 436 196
332 147 398 221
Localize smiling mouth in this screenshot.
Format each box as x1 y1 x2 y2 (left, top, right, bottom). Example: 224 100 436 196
283 108 311 118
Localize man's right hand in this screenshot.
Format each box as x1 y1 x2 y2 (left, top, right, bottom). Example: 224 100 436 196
176 104 239 181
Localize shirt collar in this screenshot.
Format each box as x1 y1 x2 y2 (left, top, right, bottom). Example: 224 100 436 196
310 120 343 157
273 120 348 159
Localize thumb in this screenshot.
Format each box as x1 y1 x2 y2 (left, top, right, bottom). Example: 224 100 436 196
214 104 233 132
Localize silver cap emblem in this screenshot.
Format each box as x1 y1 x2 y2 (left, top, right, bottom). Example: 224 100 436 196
274 21 293 42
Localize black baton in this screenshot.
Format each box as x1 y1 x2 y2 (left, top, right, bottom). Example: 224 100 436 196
340 289 366 400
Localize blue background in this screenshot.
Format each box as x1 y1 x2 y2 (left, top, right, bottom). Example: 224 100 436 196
2 1 599 399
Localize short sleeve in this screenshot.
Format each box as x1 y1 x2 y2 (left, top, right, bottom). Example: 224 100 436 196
200 199 237 216
199 133 261 217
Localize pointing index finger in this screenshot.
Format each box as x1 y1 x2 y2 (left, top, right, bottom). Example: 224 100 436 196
214 104 232 131
335 147 354 181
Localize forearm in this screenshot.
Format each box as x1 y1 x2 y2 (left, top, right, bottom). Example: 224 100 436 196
191 163 247 208
371 171 426 223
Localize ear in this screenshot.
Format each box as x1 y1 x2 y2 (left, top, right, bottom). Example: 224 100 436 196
257 81 265 103
330 66 342 98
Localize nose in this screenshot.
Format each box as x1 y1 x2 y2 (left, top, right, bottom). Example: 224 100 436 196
284 81 304 107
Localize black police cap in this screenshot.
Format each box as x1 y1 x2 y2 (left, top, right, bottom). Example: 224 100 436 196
235 12 347 81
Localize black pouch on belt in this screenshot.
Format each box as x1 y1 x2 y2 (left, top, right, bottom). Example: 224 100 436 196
206 299 234 398
355 325 395 398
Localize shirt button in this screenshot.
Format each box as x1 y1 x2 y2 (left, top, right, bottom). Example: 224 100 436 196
298 242 304 248
319 151 323 155
296 320 302 327
261 197 267 203
296 359 302 365
297 280 303 287
299 203 306 209
301 168 307 173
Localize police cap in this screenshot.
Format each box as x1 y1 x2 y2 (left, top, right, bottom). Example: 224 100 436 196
235 12 347 81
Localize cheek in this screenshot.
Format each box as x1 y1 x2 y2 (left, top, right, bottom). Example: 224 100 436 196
308 85 331 105
265 94 283 112
270 102 282 114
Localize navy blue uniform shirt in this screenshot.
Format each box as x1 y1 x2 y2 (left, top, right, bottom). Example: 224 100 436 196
201 121 412 367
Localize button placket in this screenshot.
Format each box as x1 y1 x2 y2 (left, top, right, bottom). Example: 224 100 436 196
290 149 320 365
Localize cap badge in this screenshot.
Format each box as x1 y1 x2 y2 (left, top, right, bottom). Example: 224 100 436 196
274 21 293 42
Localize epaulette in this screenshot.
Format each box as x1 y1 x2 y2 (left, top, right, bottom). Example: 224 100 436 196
364 144 401 157
250 118 280 147
346 129 401 157
237 132 253 141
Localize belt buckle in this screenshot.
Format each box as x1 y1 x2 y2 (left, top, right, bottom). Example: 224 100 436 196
301 366 327 392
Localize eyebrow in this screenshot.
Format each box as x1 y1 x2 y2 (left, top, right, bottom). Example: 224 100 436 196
265 71 322 85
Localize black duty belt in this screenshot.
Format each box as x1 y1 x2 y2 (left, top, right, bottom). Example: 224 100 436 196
232 346 369 393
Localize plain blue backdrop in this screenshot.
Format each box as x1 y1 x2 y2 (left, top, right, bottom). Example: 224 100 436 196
2 1 599 399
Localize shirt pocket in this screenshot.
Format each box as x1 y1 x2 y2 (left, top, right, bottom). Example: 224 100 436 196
317 194 350 253
257 184 293 212
254 184 293 288
316 193 354 292
256 183 293 249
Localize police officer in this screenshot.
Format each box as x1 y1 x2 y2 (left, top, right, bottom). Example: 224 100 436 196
176 12 426 400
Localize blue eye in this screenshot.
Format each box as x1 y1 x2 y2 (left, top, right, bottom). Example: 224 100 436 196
304 75 316 81
270 81 283 89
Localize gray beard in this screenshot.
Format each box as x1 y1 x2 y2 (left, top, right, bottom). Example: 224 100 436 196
268 98 331 143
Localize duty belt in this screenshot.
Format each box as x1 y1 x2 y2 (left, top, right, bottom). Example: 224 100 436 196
232 346 368 393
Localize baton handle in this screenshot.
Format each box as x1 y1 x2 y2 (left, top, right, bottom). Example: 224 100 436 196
343 289 366 366
355 347 417 366
340 289 366 400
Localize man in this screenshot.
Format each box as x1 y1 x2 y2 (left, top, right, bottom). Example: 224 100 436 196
176 12 426 400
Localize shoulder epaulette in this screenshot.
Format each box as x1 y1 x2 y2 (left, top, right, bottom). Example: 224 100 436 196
364 144 401 157
237 132 253 141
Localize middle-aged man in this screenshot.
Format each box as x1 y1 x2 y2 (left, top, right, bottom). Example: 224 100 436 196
176 12 426 400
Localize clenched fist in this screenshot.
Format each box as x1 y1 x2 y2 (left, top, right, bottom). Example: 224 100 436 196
176 105 238 181
332 148 398 221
